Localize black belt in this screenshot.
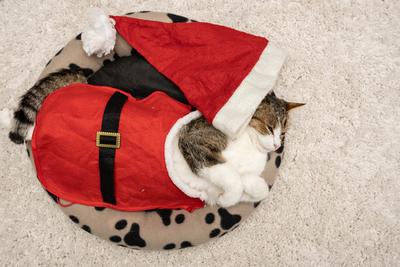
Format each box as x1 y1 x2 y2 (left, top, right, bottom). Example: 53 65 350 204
96 92 128 204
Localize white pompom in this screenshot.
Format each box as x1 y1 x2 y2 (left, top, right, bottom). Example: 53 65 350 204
81 8 116 57
0 108 13 129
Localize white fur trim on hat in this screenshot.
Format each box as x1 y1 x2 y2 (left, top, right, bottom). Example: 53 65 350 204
81 8 116 57
212 43 286 138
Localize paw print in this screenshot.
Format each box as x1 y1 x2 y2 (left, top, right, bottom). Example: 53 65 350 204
109 220 146 248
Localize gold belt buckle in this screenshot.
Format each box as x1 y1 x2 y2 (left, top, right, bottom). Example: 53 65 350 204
96 131 121 149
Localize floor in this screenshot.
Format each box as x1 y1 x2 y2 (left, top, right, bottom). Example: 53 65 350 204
0 0 399 266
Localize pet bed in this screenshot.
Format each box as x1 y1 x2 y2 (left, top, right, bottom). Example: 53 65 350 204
25 11 285 250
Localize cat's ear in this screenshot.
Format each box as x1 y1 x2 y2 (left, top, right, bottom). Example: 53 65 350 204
286 101 305 111
268 90 276 97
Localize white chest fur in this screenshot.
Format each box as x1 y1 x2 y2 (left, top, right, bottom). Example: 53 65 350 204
222 128 268 176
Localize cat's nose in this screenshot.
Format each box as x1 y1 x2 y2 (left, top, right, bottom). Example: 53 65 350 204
274 144 280 150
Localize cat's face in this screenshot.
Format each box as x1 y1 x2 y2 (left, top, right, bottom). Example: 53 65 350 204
256 123 283 152
249 91 304 152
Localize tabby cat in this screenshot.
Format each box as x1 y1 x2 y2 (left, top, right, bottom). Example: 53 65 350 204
7 67 303 207
178 92 303 206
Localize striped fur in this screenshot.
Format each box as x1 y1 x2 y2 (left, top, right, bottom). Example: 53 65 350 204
9 69 88 144
178 117 228 173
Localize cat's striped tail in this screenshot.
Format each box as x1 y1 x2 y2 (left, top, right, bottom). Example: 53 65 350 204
0 107 30 144
6 69 88 144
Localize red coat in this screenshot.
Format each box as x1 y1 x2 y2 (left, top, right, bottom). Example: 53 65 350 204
32 83 204 211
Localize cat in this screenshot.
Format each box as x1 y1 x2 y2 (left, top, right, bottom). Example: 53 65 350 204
6 65 303 208
178 92 304 207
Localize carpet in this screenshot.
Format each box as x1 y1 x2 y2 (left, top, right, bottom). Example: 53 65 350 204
0 0 399 266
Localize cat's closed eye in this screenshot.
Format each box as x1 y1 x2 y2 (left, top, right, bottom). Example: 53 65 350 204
267 125 274 133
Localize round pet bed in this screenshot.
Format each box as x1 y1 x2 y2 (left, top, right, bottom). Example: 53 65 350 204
25 11 285 250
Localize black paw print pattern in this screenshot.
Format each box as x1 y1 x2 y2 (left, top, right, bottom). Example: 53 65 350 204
68 215 92 234
207 208 242 239
109 221 146 248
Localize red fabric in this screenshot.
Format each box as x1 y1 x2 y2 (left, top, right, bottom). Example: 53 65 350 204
111 16 268 124
31 84 204 212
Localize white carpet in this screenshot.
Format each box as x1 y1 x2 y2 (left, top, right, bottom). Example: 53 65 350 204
0 0 399 266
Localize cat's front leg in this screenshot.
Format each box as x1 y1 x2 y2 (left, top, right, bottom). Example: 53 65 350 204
241 175 269 202
199 163 243 208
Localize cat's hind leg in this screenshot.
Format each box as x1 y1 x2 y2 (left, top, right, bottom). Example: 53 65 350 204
199 163 243 208
241 175 269 202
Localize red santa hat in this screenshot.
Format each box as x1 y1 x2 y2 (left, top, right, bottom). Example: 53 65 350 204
83 10 286 138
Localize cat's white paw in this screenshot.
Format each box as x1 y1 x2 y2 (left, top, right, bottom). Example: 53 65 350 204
82 8 116 57
242 175 269 201
217 192 241 207
199 163 243 207
241 192 261 202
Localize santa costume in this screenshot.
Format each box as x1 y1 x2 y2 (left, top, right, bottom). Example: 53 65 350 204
31 10 286 212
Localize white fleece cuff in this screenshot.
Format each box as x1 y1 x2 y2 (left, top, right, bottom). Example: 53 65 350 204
212 43 286 138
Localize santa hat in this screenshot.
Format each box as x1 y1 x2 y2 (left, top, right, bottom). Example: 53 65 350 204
83 10 286 138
